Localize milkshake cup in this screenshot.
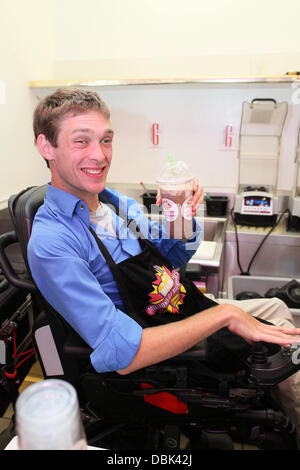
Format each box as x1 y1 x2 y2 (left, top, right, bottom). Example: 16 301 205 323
157 157 195 239
15 379 87 450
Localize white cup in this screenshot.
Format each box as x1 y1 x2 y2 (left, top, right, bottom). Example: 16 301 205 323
15 379 87 450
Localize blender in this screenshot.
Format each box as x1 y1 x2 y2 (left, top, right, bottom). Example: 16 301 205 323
234 98 288 227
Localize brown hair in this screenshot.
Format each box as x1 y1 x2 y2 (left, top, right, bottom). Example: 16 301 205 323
33 88 111 163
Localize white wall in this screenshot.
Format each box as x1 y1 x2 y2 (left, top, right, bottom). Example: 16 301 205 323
0 0 54 207
52 0 300 79
1 0 300 207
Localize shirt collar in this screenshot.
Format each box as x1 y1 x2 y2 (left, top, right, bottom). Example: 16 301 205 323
44 183 90 223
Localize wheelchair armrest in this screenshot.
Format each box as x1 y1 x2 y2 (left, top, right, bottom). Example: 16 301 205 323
0 231 36 292
171 340 207 361
176 349 206 360
62 333 205 364
62 332 205 362
63 331 93 359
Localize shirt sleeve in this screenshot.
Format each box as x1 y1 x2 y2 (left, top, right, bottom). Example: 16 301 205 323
27 230 143 373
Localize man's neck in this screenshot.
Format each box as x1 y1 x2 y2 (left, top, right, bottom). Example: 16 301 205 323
89 201 102 212
83 194 101 212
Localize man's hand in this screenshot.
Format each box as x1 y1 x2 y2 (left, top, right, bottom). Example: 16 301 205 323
227 305 300 348
191 178 204 216
156 178 204 217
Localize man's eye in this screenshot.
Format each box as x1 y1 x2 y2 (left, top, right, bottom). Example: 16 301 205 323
102 138 112 144
76 140 87 144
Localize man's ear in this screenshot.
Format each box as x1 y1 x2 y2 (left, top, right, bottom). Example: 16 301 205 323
36 134 55 164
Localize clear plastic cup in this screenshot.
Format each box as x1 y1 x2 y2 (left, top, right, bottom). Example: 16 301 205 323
15 379 87 450
157 160 195 239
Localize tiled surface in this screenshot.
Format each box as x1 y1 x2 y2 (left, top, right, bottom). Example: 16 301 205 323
0 405 13 433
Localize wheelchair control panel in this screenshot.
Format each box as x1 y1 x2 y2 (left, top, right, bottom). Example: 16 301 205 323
247 342 300 387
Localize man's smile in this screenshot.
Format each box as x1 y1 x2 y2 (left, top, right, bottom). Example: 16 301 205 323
81 166 106 176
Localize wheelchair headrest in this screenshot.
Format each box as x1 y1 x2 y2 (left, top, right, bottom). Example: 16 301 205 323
8 185 47 268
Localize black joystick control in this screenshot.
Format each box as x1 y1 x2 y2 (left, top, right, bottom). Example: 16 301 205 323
251 342 269 366
248 342 300 387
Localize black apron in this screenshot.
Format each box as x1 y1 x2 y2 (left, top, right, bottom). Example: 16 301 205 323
89 222 255 373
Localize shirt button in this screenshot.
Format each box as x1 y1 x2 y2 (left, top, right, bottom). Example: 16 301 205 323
80 204 85 210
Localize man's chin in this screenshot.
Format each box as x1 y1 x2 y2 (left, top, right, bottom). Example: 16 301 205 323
89 179 107 194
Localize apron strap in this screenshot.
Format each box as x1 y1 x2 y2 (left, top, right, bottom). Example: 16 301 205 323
88 226 146 325
89 226 116 271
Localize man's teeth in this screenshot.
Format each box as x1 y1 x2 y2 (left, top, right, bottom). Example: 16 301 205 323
82 168 103 174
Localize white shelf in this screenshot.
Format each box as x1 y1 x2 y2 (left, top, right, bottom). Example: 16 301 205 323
29 75 300 88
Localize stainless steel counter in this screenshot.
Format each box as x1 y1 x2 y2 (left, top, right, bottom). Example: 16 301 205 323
223 218 300 294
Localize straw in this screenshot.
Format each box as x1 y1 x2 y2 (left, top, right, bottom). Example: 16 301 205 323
140 181 150 197
168 154 175 169
168 154 177 177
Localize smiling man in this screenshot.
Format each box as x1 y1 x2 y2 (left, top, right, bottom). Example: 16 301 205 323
28 88 300 434
36 112 113 211
34 91 113 210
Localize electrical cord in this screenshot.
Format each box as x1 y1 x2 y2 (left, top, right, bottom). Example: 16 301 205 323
230 207 291 276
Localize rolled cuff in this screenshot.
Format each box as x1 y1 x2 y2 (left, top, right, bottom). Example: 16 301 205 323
90 310 143 373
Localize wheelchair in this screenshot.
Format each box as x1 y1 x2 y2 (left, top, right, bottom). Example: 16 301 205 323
0 207 35 419
0 184 300 450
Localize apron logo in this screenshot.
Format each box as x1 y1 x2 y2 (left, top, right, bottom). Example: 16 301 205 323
146 265 186 315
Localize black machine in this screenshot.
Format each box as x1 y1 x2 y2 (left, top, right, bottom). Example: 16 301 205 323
236 279 300 310
265 279 300 309
234 185 278 227
1 185 300 450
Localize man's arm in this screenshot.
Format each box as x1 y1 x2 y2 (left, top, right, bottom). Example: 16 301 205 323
118 303 300 375
28 229 143 373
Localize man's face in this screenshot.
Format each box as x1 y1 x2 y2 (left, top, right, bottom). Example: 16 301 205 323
46 110 113 202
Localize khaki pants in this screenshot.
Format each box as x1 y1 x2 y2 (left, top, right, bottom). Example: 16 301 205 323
206 294 300 436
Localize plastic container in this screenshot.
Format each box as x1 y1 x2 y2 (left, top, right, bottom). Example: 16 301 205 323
15 379 87 450
157 158 195 239
206 196 228 216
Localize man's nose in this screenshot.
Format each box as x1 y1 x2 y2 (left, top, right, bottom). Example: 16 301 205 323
91 142 105 160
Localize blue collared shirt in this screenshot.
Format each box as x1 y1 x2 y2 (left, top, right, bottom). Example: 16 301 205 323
27 184 202 373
